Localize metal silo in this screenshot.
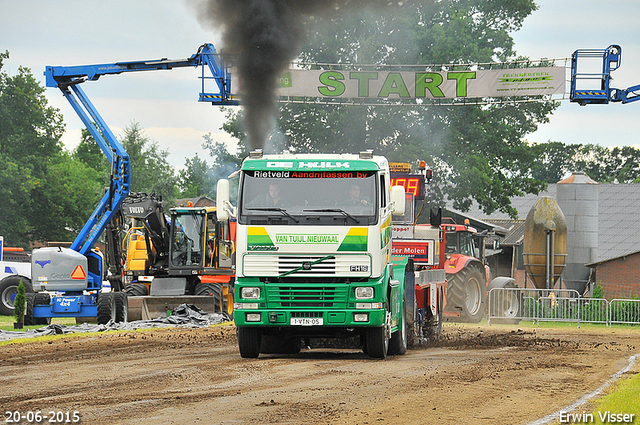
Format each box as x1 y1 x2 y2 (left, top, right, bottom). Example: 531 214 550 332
556 172 599 294
523 197 567 289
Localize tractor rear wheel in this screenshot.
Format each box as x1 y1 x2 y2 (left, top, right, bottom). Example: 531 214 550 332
446 267 487 323
488 281 523 324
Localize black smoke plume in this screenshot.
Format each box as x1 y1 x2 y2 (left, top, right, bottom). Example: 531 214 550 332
192 0 406 151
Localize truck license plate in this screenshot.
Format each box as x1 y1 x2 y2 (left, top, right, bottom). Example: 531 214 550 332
290 317 323 326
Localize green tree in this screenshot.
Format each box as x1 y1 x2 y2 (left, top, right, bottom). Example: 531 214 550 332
531 141 581 183
0 51 66 247
234 0 558 218
73 127 110 180
120 121 177 202
13 280 26 325
38 152 103 240
201 127 244 203
178 153 216 198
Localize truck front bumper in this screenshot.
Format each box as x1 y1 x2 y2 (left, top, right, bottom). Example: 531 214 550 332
234 306 386 328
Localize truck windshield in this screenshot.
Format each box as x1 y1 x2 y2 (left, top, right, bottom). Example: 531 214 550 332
238 171 378 225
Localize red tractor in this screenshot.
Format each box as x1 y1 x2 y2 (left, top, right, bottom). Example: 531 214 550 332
440 218 491 322
391 162 516 323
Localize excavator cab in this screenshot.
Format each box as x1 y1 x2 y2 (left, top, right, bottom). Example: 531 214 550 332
168 207 235 274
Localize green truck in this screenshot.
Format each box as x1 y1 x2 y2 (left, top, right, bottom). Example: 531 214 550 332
216 150 432 358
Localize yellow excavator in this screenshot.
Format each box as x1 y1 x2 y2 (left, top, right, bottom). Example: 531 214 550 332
118 192 236 320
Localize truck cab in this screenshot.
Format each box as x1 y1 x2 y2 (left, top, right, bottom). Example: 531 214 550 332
217 150 408 358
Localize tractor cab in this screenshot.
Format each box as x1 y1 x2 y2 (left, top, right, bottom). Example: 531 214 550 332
441 218 482 261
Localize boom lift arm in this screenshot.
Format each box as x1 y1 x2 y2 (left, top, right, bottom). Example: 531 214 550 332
44 43 238 258
29 44 237 324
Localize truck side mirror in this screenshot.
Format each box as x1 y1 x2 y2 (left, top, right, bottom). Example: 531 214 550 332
216 179 230 221
391 185 406 216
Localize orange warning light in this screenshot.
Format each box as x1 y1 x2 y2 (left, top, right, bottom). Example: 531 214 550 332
71 265 86 280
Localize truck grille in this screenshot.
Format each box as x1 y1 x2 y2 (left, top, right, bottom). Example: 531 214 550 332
267 285 348 308
243 254 371 277
278 256 335 275
291 312 323 318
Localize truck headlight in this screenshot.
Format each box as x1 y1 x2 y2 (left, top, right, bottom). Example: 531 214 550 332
242 287 260 299
353 313 369 322
355 286 374 299
246 313 261 322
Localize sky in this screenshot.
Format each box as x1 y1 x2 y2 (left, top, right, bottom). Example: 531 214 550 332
2 0 640 170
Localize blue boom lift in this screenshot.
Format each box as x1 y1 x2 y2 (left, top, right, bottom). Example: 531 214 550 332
570 44 640 105
27 44 238 325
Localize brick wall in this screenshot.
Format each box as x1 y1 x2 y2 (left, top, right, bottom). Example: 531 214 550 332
591 252 640 299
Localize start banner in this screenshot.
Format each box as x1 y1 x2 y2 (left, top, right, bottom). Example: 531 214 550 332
278 66 565 101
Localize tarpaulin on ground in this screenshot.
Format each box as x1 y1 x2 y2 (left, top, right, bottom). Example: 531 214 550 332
0 304 230 342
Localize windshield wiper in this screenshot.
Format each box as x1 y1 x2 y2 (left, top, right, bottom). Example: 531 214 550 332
279 255 335 278
247 207 299 223
303 208 360 224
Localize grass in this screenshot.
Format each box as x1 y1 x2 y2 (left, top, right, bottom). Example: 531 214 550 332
455 319 640 332
0 315 78 331
590 369 640 424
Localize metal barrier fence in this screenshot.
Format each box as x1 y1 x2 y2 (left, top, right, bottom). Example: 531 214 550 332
609 299 640 325
488 287 640 326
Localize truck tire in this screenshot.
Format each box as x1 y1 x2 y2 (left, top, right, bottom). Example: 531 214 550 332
389 301 408 355
195 282 222 312
24 293 35 326
237 327 261 358
33 293 52 325
125 283 148 296
366 325 390 359
97 292 115 325
366 309 391 358
446 267 487 323
0 275 33 316
114 291 128 323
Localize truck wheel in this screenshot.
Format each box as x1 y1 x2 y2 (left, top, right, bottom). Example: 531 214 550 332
237 327 261 358
389 302 408 355
446 268 487 323
366 326 389 359
366 311 390 358
195 282 222 313
125 283 148 296
114 292 128 323
34 293 52 325
24 293 35 326
96 292 115 325
0 275 32 316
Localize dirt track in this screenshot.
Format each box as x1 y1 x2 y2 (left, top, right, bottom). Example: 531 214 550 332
1 323 639 425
